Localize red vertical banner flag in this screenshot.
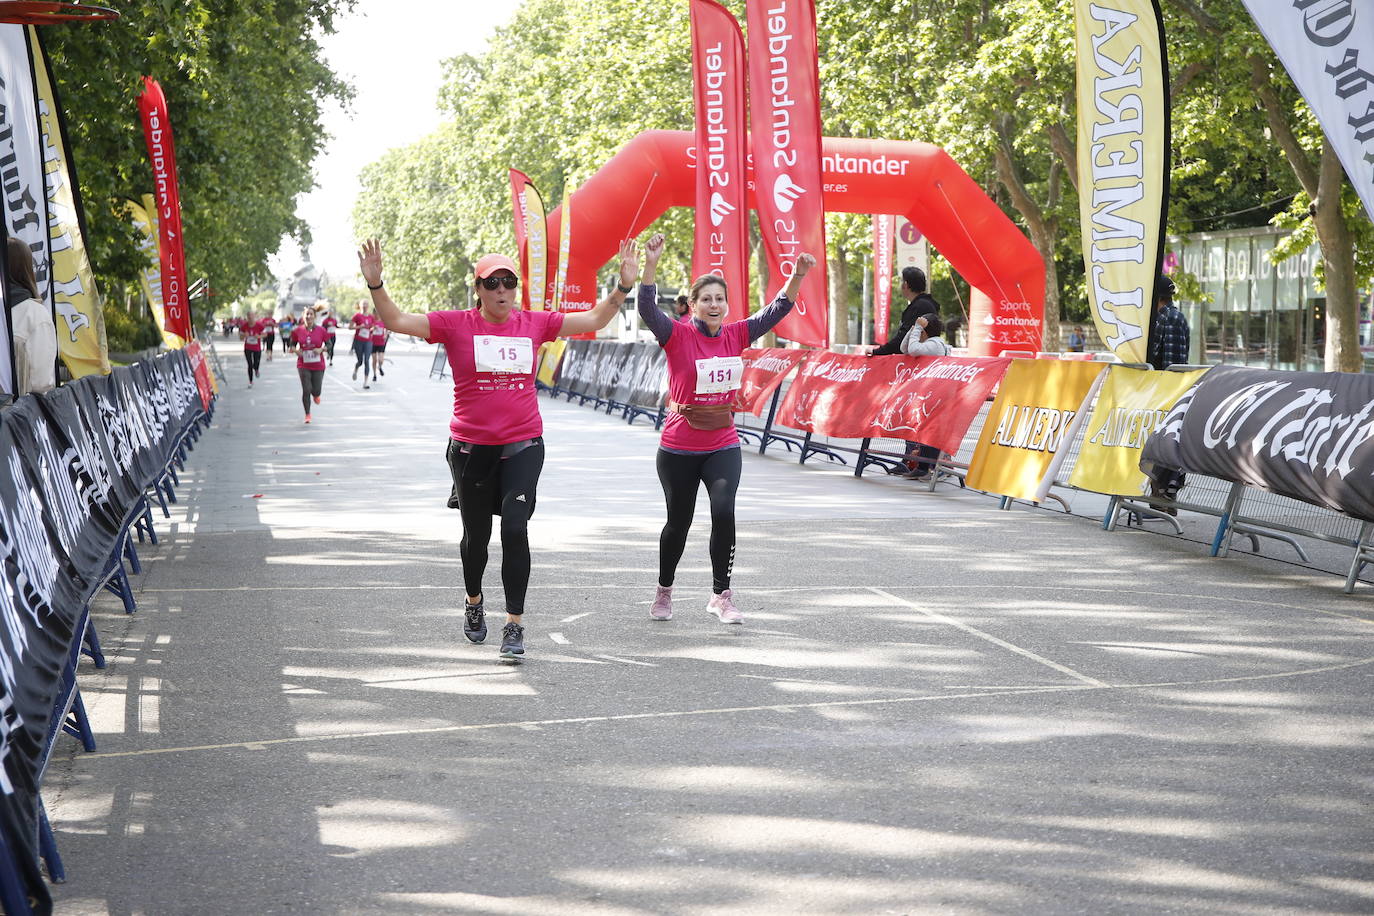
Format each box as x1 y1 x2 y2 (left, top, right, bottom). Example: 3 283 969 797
690 0 750 324
136 77 191 340
747 0 828 347
872 215 894 345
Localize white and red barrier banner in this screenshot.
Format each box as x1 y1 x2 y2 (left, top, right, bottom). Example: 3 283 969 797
777 352 1012 455
1240 1 1374 223
732 347 808 415
747 0 828 347
137 77 192 340
690 0 750 322
873 215 894 344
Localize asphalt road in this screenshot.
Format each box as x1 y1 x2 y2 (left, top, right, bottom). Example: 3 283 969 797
44 340 1374 915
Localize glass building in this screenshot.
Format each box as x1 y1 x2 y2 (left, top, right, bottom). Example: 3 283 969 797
1168 226 1336 371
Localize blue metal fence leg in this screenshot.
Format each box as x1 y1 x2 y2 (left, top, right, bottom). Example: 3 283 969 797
1210 482 1245 558
62 690 97 752
759 387 782 455
37 800 65 884
1102 495 1119 530
123 533 142 576
82 618 106 669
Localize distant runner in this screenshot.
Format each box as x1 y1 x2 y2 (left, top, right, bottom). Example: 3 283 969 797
350 300 376 388
240 311 264 387
291 306 330 424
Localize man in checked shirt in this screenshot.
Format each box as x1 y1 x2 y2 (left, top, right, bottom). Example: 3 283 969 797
1148 274 1189 370
1148 274 1191 510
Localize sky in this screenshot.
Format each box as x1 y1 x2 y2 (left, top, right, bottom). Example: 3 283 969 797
271 0 524 286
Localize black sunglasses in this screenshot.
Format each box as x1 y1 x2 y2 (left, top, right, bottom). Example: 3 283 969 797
480 275 519 290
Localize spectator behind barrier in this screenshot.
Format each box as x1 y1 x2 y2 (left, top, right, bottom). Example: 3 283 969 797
6 236 57 395
903 313 952 357
870 265 939 357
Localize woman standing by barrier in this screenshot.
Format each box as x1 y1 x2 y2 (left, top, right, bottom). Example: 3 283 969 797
637 234 815 624
240 311 264 387
291 306 330 424
357 237 640 659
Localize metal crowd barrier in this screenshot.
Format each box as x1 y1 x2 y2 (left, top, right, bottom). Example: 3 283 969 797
483 339 1374 595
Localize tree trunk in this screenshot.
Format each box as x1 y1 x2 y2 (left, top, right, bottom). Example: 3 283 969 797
1313 143 1362 372
829 248 850 347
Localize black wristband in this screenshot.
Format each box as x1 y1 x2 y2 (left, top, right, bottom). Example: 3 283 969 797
367 280 384 290
616 282 634 294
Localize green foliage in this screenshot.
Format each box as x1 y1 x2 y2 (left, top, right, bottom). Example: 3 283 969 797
352 0 1374 351
41 1 353 306
103 301 161 353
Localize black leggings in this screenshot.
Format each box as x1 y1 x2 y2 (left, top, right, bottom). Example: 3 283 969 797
656 447 741 594
244 348 261 382
298 368 323 414
446 440 544 616
325 336 336 361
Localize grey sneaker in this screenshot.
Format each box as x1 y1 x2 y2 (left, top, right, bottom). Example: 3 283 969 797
650 585 673 620
706 589 743 624
463 599 487 643
500 622 525 658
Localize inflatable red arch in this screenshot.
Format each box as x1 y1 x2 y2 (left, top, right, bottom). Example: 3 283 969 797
545 129 1044 355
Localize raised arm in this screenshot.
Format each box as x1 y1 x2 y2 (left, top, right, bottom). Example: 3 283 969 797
746 252 817 341
636 233 674 345
561 238 640 337
357 240 432 340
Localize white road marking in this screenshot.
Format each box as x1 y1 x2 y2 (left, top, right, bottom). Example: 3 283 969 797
592 655 657 667
866 586 1111 688
549 632 570 645
559 612 595 623
78 654 1374 761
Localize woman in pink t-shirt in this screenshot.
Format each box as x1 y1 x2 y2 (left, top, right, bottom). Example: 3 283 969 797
637 233 816 625
239 311 264 387
291 306 331 424
357 237 640 660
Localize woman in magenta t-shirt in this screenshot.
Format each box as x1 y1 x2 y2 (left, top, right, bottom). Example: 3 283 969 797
356 237 640 660
239 312 265 387
291 307 330 424
637 233 816 625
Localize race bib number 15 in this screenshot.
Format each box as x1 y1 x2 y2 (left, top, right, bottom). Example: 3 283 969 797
474 335 534 374
695 356 743 395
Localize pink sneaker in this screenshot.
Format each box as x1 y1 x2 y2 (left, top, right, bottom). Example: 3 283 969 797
650 585 673 620
706 589 743 624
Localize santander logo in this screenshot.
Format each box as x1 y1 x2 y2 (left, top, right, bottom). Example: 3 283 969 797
773 174 805 213
709 192 736 227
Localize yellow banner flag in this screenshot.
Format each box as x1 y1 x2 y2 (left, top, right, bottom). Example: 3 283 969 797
1074 1 1169 364
127 196 185 350
523 182 549 310
966 359 1106 502
552 183 574 312
536 339 566 388
32 26 110 377
1068 365 1208 496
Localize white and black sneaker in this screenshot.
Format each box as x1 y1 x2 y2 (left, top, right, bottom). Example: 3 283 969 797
500 622 525 659
463 599 487 644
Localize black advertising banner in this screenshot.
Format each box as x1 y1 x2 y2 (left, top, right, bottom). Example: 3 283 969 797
1142 365 1374 522
0 350 208 912
628 345 668 409
613 345 648 405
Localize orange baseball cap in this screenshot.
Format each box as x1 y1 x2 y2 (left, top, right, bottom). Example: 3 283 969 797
474 253 519 278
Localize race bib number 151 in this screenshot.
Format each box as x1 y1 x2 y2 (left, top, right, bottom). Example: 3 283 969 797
695 356 743 395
